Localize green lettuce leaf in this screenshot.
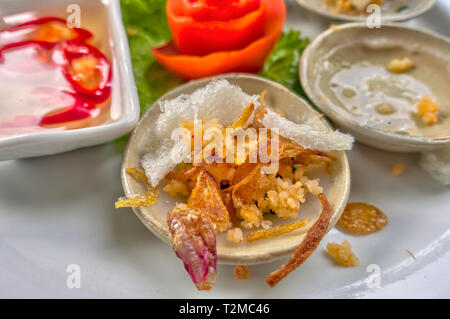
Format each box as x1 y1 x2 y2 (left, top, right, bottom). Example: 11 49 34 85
116 0 183 149
260 29 309 99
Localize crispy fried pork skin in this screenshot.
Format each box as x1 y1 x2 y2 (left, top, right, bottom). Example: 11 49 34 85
265 193 332 287
188 169 231 232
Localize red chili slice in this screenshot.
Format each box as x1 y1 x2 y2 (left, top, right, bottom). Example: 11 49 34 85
0 40 57 64
3 17 92 44
0 17 112 128
39 93 95 126
58 41 112 102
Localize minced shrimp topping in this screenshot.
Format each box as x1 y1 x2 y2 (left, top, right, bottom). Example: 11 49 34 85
387 57 414 74
417 95 439 125
226 227 244 244
326 240 360 267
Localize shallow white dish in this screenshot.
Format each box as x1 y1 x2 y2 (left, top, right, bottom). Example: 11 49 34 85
300 23 450 152
0 0 139 161
296 0 436 22
121 74 351 265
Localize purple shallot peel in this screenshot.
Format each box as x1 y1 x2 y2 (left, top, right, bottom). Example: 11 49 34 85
167 203 217 290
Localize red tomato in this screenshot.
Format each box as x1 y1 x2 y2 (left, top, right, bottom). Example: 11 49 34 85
153 0 286 79
176 0 261 21
167 0 265 55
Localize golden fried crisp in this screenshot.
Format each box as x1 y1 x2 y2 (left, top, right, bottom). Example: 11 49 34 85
229 103 255 129
115 168 159 208
234 265 250 279
417 95 439 125
166 164 200 184
231 164 274 208
221 190 239 227
292 148 335 174
275 136 335 174
203 163 236 186
338 202 388 234
326 240 360 267
115 192 159 208
230 163 259 186
228 164 275 228
266 193 332 287
163 179 190 198
126 167 150 186
188 169 230 232
246 219 311 243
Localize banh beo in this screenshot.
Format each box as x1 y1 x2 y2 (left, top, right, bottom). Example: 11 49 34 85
312 26 450 139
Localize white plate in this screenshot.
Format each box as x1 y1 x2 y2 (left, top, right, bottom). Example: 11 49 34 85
296 0 436 22
0 0 449 298
0 0 139 161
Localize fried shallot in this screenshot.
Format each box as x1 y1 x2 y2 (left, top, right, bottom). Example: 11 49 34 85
168 203 217 290
246 219 311 243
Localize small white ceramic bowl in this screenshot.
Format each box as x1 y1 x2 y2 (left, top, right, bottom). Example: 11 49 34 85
300 23 450 152
0 0 139 161
121 73 351 265
296 0 436 22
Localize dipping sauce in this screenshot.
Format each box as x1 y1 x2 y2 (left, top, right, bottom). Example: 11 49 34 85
0 17 112 138
316 43 450 137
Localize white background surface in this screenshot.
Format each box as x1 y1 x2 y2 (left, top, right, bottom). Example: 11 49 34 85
0 0 449 298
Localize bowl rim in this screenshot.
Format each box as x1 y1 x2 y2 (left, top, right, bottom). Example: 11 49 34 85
295 0 436 22
299 22 450 150
121 73 351 265
0 0 140 158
